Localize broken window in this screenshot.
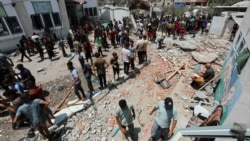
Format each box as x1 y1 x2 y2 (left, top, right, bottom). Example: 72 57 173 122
5 17 22 34
0 18 9 36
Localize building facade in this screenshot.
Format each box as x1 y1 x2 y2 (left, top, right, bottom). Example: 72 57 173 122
0 0 70 52
214 4 250 124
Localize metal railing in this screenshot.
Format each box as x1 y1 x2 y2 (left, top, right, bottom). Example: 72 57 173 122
170 124 250 141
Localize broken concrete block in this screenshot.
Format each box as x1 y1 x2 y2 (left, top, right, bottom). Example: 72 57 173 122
195 91 208 99
192 52 218 63
177 42 198 51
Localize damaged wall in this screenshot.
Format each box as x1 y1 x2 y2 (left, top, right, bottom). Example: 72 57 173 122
215 4 250 124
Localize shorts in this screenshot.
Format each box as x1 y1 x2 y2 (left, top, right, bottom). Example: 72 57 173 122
121 123 134 136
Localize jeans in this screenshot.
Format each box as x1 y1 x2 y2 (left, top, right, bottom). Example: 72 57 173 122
74 82 86 99
124 62 130 74
151 120 169 141
85 76 94 94
137 51 144 65
98 73 107 88
129 58 135 70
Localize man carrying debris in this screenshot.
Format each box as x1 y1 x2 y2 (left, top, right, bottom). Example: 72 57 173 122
67 61 86 100
115 99 136 141
13 92 51 140
149 97 178 141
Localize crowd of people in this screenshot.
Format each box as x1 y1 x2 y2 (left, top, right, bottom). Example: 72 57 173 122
0 13 221 140
135 15 211 42
0 58 53 139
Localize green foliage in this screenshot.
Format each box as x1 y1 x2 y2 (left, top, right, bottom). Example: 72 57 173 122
162 6 186 16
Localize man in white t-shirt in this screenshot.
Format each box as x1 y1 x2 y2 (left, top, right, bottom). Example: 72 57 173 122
136 21 143 36
122 42 130 75
67 61 86 100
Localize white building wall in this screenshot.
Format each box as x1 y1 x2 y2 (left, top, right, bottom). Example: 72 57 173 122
99 6 129 22
84 0 98 8
0 0 25 52
0 0 69 52
223 5 250 125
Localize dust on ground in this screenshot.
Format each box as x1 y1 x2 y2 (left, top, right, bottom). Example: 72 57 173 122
0 30 231 141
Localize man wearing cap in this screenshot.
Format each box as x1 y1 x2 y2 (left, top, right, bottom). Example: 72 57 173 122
149 97 178 141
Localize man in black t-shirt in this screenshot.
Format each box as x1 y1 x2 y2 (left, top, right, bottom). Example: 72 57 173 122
16 64 36 88
199 63 215 82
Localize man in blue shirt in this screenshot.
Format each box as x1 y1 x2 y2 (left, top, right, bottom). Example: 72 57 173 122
13 92 51 140
149 97 178 141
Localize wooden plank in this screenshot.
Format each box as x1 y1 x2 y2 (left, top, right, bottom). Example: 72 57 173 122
53 88 73 114
166 64 184 81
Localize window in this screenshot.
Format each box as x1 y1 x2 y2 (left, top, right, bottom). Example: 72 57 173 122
52 13 61 26
84 7 98 17
31 12 61 30
0 18 9 36
237 39 245 53
85 8 89 16
31 14 44 29
0 5 23 36
32 1 52 14
0 4 7 17
89 8 93 16
93 8 97 16
42 13 53 28
5 17 22 34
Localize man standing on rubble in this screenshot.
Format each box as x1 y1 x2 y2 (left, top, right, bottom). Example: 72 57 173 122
149 97 178 141
67 61 86 100
136 36 145 65
116 99 136 141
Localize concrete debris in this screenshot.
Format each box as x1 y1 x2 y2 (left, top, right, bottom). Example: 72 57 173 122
195 91 208 99
191 52 218 63
177 41 198 51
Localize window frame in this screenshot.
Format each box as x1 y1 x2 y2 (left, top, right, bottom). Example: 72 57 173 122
4 16 23 34
30 12 62 30
0 18 10 36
